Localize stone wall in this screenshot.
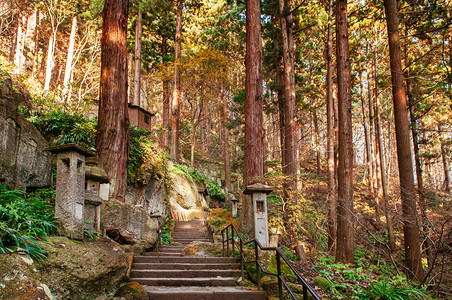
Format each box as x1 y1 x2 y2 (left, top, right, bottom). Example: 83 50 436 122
0 78 52 190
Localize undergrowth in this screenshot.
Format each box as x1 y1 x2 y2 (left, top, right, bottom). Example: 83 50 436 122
312 253 430 299
0 185 57 260
173 164 226 200
27 110 96 148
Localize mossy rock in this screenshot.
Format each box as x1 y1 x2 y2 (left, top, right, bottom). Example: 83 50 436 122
115 282 149 299
316 276 332 291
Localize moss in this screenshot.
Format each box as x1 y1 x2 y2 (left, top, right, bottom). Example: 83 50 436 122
316 276 332 291
115 282 149 299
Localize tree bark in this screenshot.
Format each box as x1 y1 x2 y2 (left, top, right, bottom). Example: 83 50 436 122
335 0 354 264
62 16 77 103
326 0 336 254
367 65 376 200
441 131 450 193
32 9 40 77
373 53 383 219
279 0 299 247
171 0 183 162
359 66 372 185
162 34 170 148
13 13 26 75
44 34 55 91
222 91 232 193
313 108 321 175
243 0 264 236
383 0 424 281
133 10 142 107
96 0 130 202
375 72 396 251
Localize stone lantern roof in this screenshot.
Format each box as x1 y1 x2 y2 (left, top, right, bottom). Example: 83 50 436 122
85 166 109 184
243 183 273 195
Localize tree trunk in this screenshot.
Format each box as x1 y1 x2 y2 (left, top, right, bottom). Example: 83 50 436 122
375 72 396 251
9 20 17 62
96 0 130 202
44 34 55 92
162 34 170 148
243 0 264 236
62 16 77 103
326 0 336 254
13 13 26 74
441 131 450 193
359 67 372 185
171 0 183 162
190 121 196 168
133 10 142 106
373 54 384 219
32 9 40 77
279 0 299 247
313 108 321 175
335 0 354 264
222 91 232 193
383 0 424 281
367 66 376 200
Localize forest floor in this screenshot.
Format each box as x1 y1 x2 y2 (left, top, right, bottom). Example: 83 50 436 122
288 158 452 299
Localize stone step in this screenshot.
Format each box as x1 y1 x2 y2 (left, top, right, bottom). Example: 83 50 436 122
134 256 238 264
172 238 211 243
132 262 240 270
143 286 267 300
131 269 241 278
130 277 236 287
172 234 209 238
155 248 184 254
145 252 184 257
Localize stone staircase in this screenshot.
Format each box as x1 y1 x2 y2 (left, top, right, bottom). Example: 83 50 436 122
129 219 266 299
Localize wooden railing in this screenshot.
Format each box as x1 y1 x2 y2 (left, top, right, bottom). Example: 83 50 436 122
221 223 321 300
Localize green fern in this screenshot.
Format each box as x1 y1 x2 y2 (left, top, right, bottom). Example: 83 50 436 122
0 185 56 260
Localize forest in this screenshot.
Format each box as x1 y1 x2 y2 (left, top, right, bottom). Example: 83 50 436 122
0 0 451 298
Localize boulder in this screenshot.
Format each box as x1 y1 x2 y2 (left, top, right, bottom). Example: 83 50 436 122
0 78 52 191
0 254 53 300
166 168 208 220
101 200 159 253
36 236 128 299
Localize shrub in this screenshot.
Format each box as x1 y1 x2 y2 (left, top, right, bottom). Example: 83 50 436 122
28 111 96 148
0 185 57 260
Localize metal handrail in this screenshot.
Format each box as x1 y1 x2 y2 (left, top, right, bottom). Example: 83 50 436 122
221 223 321 300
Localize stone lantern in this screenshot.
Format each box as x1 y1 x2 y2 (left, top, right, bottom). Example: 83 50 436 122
85 159 109 232
47 144 95 240
243 183 273 247
230 194 239 218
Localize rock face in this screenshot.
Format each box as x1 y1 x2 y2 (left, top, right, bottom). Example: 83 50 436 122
167 165 209 220
125 175 168 218
36 236 128 299
0 254 53 300
101 200 159 253
0 78 52 191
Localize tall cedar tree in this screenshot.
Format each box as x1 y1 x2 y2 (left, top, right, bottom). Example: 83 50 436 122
171 0 183 162
243 0 264 236
326 0 336 254
133 10 142 106
162 34 170 148
278 0 299 247
335 0 354 264
96 0 130 201
383 0 424 281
